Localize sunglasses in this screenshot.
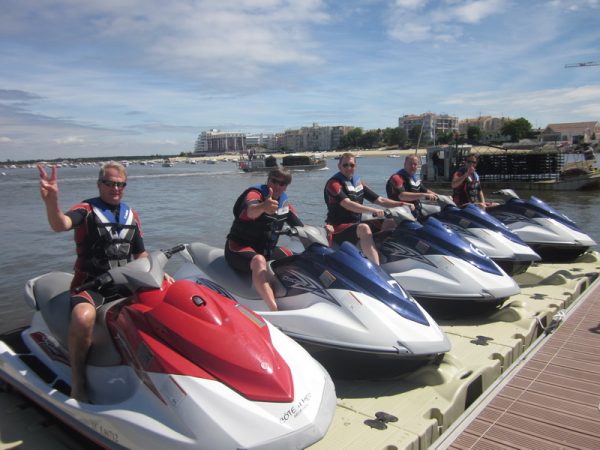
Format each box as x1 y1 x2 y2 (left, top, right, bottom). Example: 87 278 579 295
269 178 288 187
342 163 356 168
466 160 477 164
101 179 127 188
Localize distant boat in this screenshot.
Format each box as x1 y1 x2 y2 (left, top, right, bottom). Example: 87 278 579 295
162 159 175 167
421 144 600 191
238 154 278 172
239 153 327 172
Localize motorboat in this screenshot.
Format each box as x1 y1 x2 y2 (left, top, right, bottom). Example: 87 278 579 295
486 189 597 261
419 195 541 275
0 246 336 449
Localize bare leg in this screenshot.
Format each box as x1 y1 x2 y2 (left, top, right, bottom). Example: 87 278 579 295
250 254 278 311
356 223 380 265
68 303 96 402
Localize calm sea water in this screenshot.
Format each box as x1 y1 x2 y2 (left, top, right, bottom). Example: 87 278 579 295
1 155 598 334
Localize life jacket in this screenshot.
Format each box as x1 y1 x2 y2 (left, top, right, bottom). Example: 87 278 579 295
452 168 481 206
74 198 138 278
385 168 423 199
324 172 364 225
227 185 290 257
386 168 425 214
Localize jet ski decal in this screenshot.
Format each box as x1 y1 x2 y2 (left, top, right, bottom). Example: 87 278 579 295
194 277 237 301
490 211 537 225
31 331 70 365
278 269 339 305
380 241 435 267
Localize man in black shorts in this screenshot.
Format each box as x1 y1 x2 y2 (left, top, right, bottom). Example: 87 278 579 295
324 153 413 265
38 161 148 402
225 168 303 311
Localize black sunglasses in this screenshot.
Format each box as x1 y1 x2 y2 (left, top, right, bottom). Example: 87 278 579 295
342 163 355 168
101 179 127 188
269 178 288 187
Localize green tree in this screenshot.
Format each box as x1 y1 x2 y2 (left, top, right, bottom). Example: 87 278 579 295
339 127 363 148
359 129 382 148
382 127 408 147
467 126 482 143
501 118 533 142
408 126 422 145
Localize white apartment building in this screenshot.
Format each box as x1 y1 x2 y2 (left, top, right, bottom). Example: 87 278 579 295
398 113 458 143
194 130 246 154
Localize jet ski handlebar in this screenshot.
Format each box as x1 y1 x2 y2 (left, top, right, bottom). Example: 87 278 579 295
73 244 186 293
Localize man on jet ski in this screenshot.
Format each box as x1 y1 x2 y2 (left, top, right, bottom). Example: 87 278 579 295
451 153 488 208
386 154 439 213
324 152 414 265
38 161 154 402
225 168 303 312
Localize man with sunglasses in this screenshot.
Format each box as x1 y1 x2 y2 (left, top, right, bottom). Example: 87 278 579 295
225 168 303 311
451 154 487 208
38 161 148 402
324 152 413 265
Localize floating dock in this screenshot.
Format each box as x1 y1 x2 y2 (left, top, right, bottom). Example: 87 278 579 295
1 253 599 449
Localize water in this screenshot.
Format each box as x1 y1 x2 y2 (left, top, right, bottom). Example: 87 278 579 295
1 156 599 334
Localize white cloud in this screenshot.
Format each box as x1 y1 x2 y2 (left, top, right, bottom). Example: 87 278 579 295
387 0 507 43
54 136 85 145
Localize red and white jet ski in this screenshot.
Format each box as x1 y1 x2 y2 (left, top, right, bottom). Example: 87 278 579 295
0 245 336 449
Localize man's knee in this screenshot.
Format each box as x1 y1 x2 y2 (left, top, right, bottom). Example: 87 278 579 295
250 254 268 272
356 223 373 239
71 303 96 330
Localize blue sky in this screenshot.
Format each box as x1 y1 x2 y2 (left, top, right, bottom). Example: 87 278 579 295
1 0 599 161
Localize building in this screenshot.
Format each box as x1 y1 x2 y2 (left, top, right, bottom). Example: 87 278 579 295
458 116 510 135
246 133 273 148
541 121 600 144
280 123 353 152
398 113 458 143
193 130 246 154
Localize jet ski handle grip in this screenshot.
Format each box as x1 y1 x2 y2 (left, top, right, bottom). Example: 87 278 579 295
73 273 113 293
163 244 186 258
371 209 392 218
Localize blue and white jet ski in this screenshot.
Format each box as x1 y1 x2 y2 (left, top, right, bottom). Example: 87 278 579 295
175 225 450 374
370 207 520 305
419 195 541 275
486 189 597 261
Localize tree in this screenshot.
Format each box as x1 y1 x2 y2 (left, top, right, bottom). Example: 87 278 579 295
501 118 533 142
359 129 381 148
467 126 482 143
408 126 422 145
339 127 363 148
382 127 408 147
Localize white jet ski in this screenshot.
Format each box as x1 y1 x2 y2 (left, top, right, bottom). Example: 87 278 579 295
419 195 541 275
0 245 336 450
370 207 520 305
175 226 450 376
487 189 597 261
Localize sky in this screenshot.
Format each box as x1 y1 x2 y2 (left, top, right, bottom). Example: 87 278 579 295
1 0 600 161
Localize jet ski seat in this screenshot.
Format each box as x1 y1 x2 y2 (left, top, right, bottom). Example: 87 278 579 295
186 242 287 303
24 272 122 366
